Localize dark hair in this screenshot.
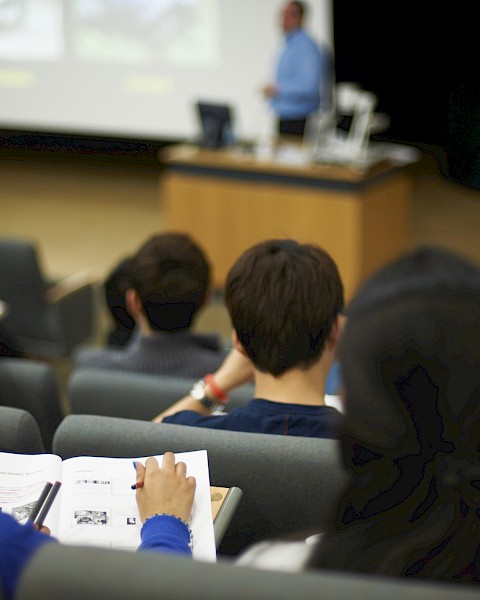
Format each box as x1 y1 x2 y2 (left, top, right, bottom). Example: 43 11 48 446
129 233 210 331
290 1 306 19
309 247 480 582
225 239 343 376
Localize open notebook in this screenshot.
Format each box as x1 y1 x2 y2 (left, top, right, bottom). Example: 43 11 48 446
0 450 216 561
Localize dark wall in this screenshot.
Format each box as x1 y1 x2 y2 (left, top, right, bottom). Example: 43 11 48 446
332 1 479 188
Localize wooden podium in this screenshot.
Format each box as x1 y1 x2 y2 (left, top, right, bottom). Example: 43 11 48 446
159 144 411 300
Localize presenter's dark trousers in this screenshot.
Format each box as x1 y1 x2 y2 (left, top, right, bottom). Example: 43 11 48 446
278 118 307 137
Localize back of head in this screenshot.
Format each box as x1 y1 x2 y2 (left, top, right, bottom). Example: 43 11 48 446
129 233 210 331
310 247 480 581
225 239 344 376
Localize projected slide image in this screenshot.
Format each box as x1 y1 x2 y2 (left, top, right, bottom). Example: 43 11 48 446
70 0 220 67
0 0 63 60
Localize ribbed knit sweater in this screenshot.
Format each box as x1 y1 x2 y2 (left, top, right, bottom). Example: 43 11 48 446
74 329 226 378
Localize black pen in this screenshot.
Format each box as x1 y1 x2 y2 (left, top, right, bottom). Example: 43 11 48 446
34 481 62 528
28 482 53 523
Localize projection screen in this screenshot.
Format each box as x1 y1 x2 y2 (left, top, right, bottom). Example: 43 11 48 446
0 0 332 142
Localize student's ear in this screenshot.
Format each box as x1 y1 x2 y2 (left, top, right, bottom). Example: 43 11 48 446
231 329 249 357
327 313 345 351
125 288 143 319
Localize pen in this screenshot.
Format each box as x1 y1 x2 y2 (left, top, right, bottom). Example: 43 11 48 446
28 482 53 523
131 481 144 490
35 481 62 528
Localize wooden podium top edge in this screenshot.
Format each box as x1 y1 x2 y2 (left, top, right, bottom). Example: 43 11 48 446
159 144 396 184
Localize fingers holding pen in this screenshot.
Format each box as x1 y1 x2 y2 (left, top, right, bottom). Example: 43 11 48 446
134 453 196 524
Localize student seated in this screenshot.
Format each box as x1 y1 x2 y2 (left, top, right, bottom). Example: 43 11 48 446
237 246 480 582
154 238 345 439
0 453 196 600
8 248 478 595
75 233 226 378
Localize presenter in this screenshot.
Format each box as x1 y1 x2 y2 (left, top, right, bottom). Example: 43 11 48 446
262 1 333 137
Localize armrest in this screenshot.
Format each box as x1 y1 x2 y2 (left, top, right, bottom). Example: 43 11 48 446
211 486 243 548
46 270 98 303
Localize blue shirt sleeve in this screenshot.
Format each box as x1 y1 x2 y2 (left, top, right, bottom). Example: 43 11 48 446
138 514 192 557
0 513 55 600
163 411 228 428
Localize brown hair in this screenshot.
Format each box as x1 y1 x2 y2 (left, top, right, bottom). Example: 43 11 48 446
225 239 343 376
129 233 210 331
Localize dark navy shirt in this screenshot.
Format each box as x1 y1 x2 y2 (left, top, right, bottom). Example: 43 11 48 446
163 399 342 439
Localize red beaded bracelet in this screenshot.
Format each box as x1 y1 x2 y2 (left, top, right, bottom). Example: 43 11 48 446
204 373 230 404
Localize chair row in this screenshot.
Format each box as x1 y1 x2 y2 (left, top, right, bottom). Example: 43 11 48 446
1 357 341 454
67 368 255 420
0 404 348 556
18 542 477 600
0 358 255 452
2 406 476 599
0 359 343 555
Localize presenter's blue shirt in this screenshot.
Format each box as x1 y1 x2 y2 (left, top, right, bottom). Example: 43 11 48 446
163 399 341 439
272 29 332 119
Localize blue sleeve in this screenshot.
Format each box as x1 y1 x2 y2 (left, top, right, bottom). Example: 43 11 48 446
0 513 55 600
163 411 227 428
138 514 192 557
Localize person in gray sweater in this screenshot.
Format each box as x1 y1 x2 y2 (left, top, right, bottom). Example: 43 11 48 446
74 233 226 378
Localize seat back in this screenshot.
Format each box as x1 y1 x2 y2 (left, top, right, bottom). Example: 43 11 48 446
18 543 480 600
0 237 49 340
53 414 349 555
67 369 254 420
0 358 63 452
0 406 45 454
0 236 97 357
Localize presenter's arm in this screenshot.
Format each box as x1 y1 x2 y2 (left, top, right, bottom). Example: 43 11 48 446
152 348 254 422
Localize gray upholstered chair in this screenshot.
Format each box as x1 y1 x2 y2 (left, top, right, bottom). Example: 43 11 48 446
53 414 349 556
0 358 64 452
17 543 480 600
0 236 97 357
67 369 254 420
0 406 45 454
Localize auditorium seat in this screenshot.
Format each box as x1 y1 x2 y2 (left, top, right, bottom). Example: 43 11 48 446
52 414 349 556
0 236 97 358
0 358 63 452
0 406 45 454
67 369 254 420
18 543 479 600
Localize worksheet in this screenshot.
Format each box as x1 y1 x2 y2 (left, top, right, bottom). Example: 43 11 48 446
0 450 215 561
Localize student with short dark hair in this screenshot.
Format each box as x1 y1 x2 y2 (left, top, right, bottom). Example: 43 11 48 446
237 247 480 583
75 233 226 378
154 239 344 439
225 238 343 376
